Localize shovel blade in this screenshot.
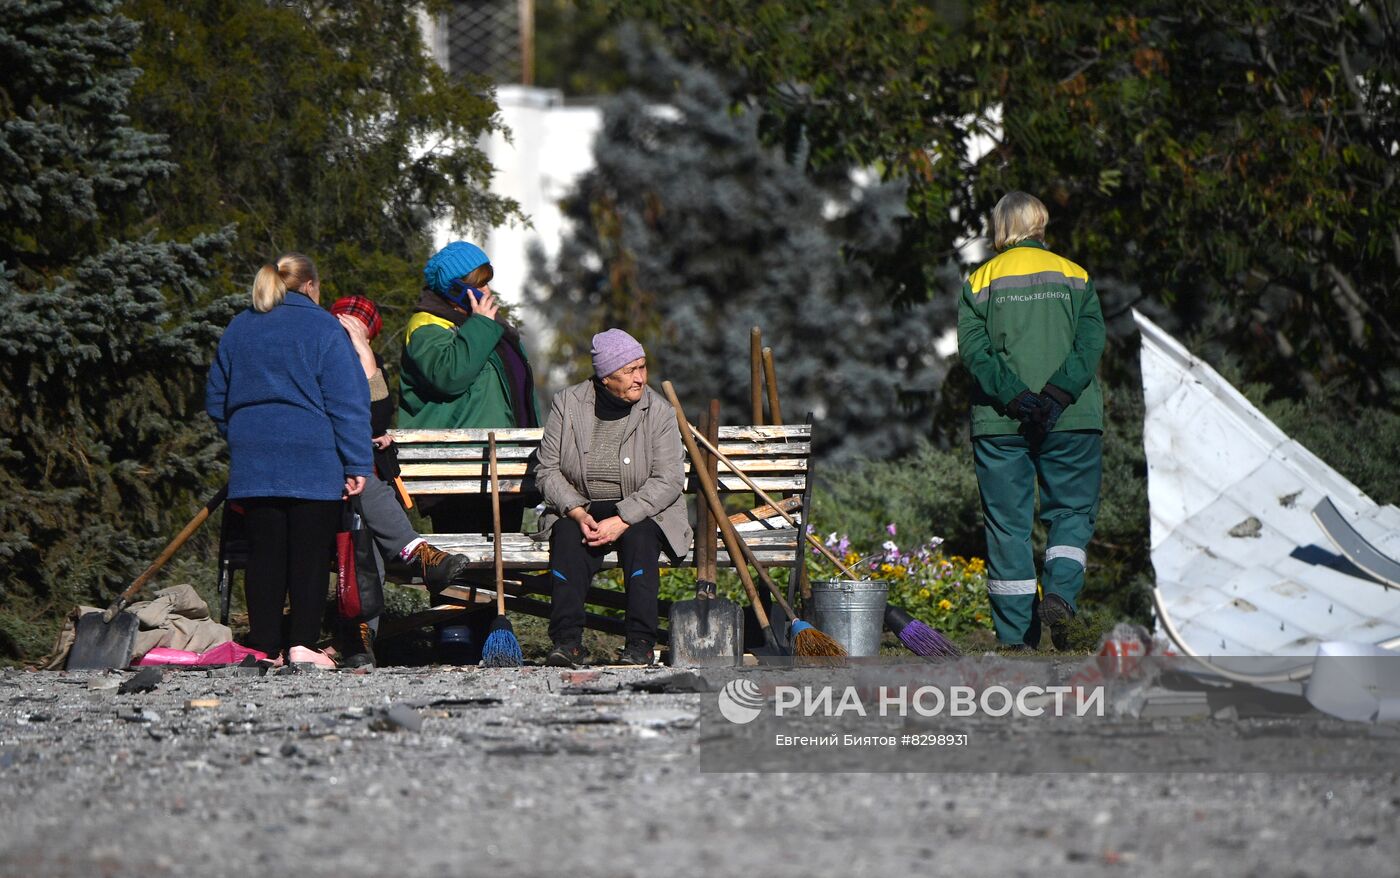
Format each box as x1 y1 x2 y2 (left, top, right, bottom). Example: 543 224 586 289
668 597 742 667
66 610 140 670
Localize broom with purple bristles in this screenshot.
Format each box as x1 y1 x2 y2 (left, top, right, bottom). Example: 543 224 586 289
884 605 961 658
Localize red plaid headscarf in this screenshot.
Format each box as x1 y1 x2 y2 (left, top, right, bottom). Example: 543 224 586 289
330 295 382 340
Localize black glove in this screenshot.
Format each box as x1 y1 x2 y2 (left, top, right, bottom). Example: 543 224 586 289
1006 390 1043 423
1033 384 1072 433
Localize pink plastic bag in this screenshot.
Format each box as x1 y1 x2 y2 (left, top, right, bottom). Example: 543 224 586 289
193 641 267 665
137 647 200 666
137 642 267 666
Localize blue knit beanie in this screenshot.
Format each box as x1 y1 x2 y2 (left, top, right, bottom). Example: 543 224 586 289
423 241 490 295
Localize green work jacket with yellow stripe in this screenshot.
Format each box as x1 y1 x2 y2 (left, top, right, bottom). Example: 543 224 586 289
956 240 1105 437
398 311 520 429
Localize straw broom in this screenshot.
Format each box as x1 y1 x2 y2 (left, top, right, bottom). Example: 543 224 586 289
480 432 523 666
729 515 847 658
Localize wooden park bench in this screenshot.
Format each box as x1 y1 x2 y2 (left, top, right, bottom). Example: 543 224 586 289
381 421 814 645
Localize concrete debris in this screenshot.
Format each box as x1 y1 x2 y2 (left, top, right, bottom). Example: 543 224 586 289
1228 517 1263 539
627 672 710 694
118 667 164 694
371 703 422 733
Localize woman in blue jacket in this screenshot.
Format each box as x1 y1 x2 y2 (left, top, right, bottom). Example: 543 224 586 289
206 253 371 667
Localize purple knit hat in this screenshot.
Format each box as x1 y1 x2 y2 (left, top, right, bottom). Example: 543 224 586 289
591 328 645 377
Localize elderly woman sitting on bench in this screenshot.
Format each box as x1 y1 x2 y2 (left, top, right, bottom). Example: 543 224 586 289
532 329 692 668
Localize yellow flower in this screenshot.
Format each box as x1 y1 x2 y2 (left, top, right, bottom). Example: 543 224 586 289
938 599 953 611
918 588 931 600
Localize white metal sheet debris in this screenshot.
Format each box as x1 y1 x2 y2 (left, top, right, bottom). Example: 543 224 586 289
1135 310 1400 658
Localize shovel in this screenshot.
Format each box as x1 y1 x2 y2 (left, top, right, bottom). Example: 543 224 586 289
664 381 784 657
669 400 743 667
67 486 228 670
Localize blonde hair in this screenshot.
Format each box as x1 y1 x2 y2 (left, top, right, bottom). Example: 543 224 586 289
251 252 318 312
991 192 1049 251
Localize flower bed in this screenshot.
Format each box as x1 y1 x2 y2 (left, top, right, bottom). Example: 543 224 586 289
805 524 994 639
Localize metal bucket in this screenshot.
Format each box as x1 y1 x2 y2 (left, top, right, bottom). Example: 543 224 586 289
807 580 889 657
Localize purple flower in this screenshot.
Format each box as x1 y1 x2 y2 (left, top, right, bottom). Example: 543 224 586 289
886 523 897 536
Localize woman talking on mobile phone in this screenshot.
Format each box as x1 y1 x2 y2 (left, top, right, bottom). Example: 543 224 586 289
397 241 540 535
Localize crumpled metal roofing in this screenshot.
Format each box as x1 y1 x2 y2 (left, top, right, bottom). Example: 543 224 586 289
1137 310 1400 656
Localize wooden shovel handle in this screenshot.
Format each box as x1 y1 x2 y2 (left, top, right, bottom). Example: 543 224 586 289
117 485 229 609
729 521 798 620
662 382 770 630
761 347 783 425
704 398 720 583
750 327 764 425
489 433 505 616
693 406 711 587
686 425 861 580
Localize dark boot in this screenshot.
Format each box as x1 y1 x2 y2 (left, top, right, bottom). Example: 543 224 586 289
340 620 376 668
545 642 588 668
409 543 470 593
1038 593 1075 651
615 640 655 666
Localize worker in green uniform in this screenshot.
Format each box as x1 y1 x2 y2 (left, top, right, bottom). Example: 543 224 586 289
956 192 1105 650
399 241 540 535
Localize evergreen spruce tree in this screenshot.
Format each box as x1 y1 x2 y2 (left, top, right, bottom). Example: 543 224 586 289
532 33 955 464
0 0 232 659
123 0 519 325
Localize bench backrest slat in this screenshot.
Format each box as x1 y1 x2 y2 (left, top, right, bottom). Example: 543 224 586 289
398 458 807 479
390 425 810 443
402 475 807 495
391 423 811 498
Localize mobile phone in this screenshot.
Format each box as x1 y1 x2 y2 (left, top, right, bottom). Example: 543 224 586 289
444 278 487 308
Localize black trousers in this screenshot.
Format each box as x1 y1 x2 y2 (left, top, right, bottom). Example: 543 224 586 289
241 497 341 656
547 501 664 648
426 494 525 535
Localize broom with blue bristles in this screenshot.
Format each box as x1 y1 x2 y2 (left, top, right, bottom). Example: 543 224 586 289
481 432 523 667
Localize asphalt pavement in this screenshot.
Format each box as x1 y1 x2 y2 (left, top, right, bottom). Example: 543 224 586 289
1 664 1396 877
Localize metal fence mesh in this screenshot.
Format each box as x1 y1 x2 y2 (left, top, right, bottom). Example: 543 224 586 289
444 0 522 83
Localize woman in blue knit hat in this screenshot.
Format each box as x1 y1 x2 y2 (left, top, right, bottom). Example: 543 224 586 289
399 241 540 535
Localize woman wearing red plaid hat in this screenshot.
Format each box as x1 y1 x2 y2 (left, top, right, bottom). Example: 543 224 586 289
331 295 473 666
